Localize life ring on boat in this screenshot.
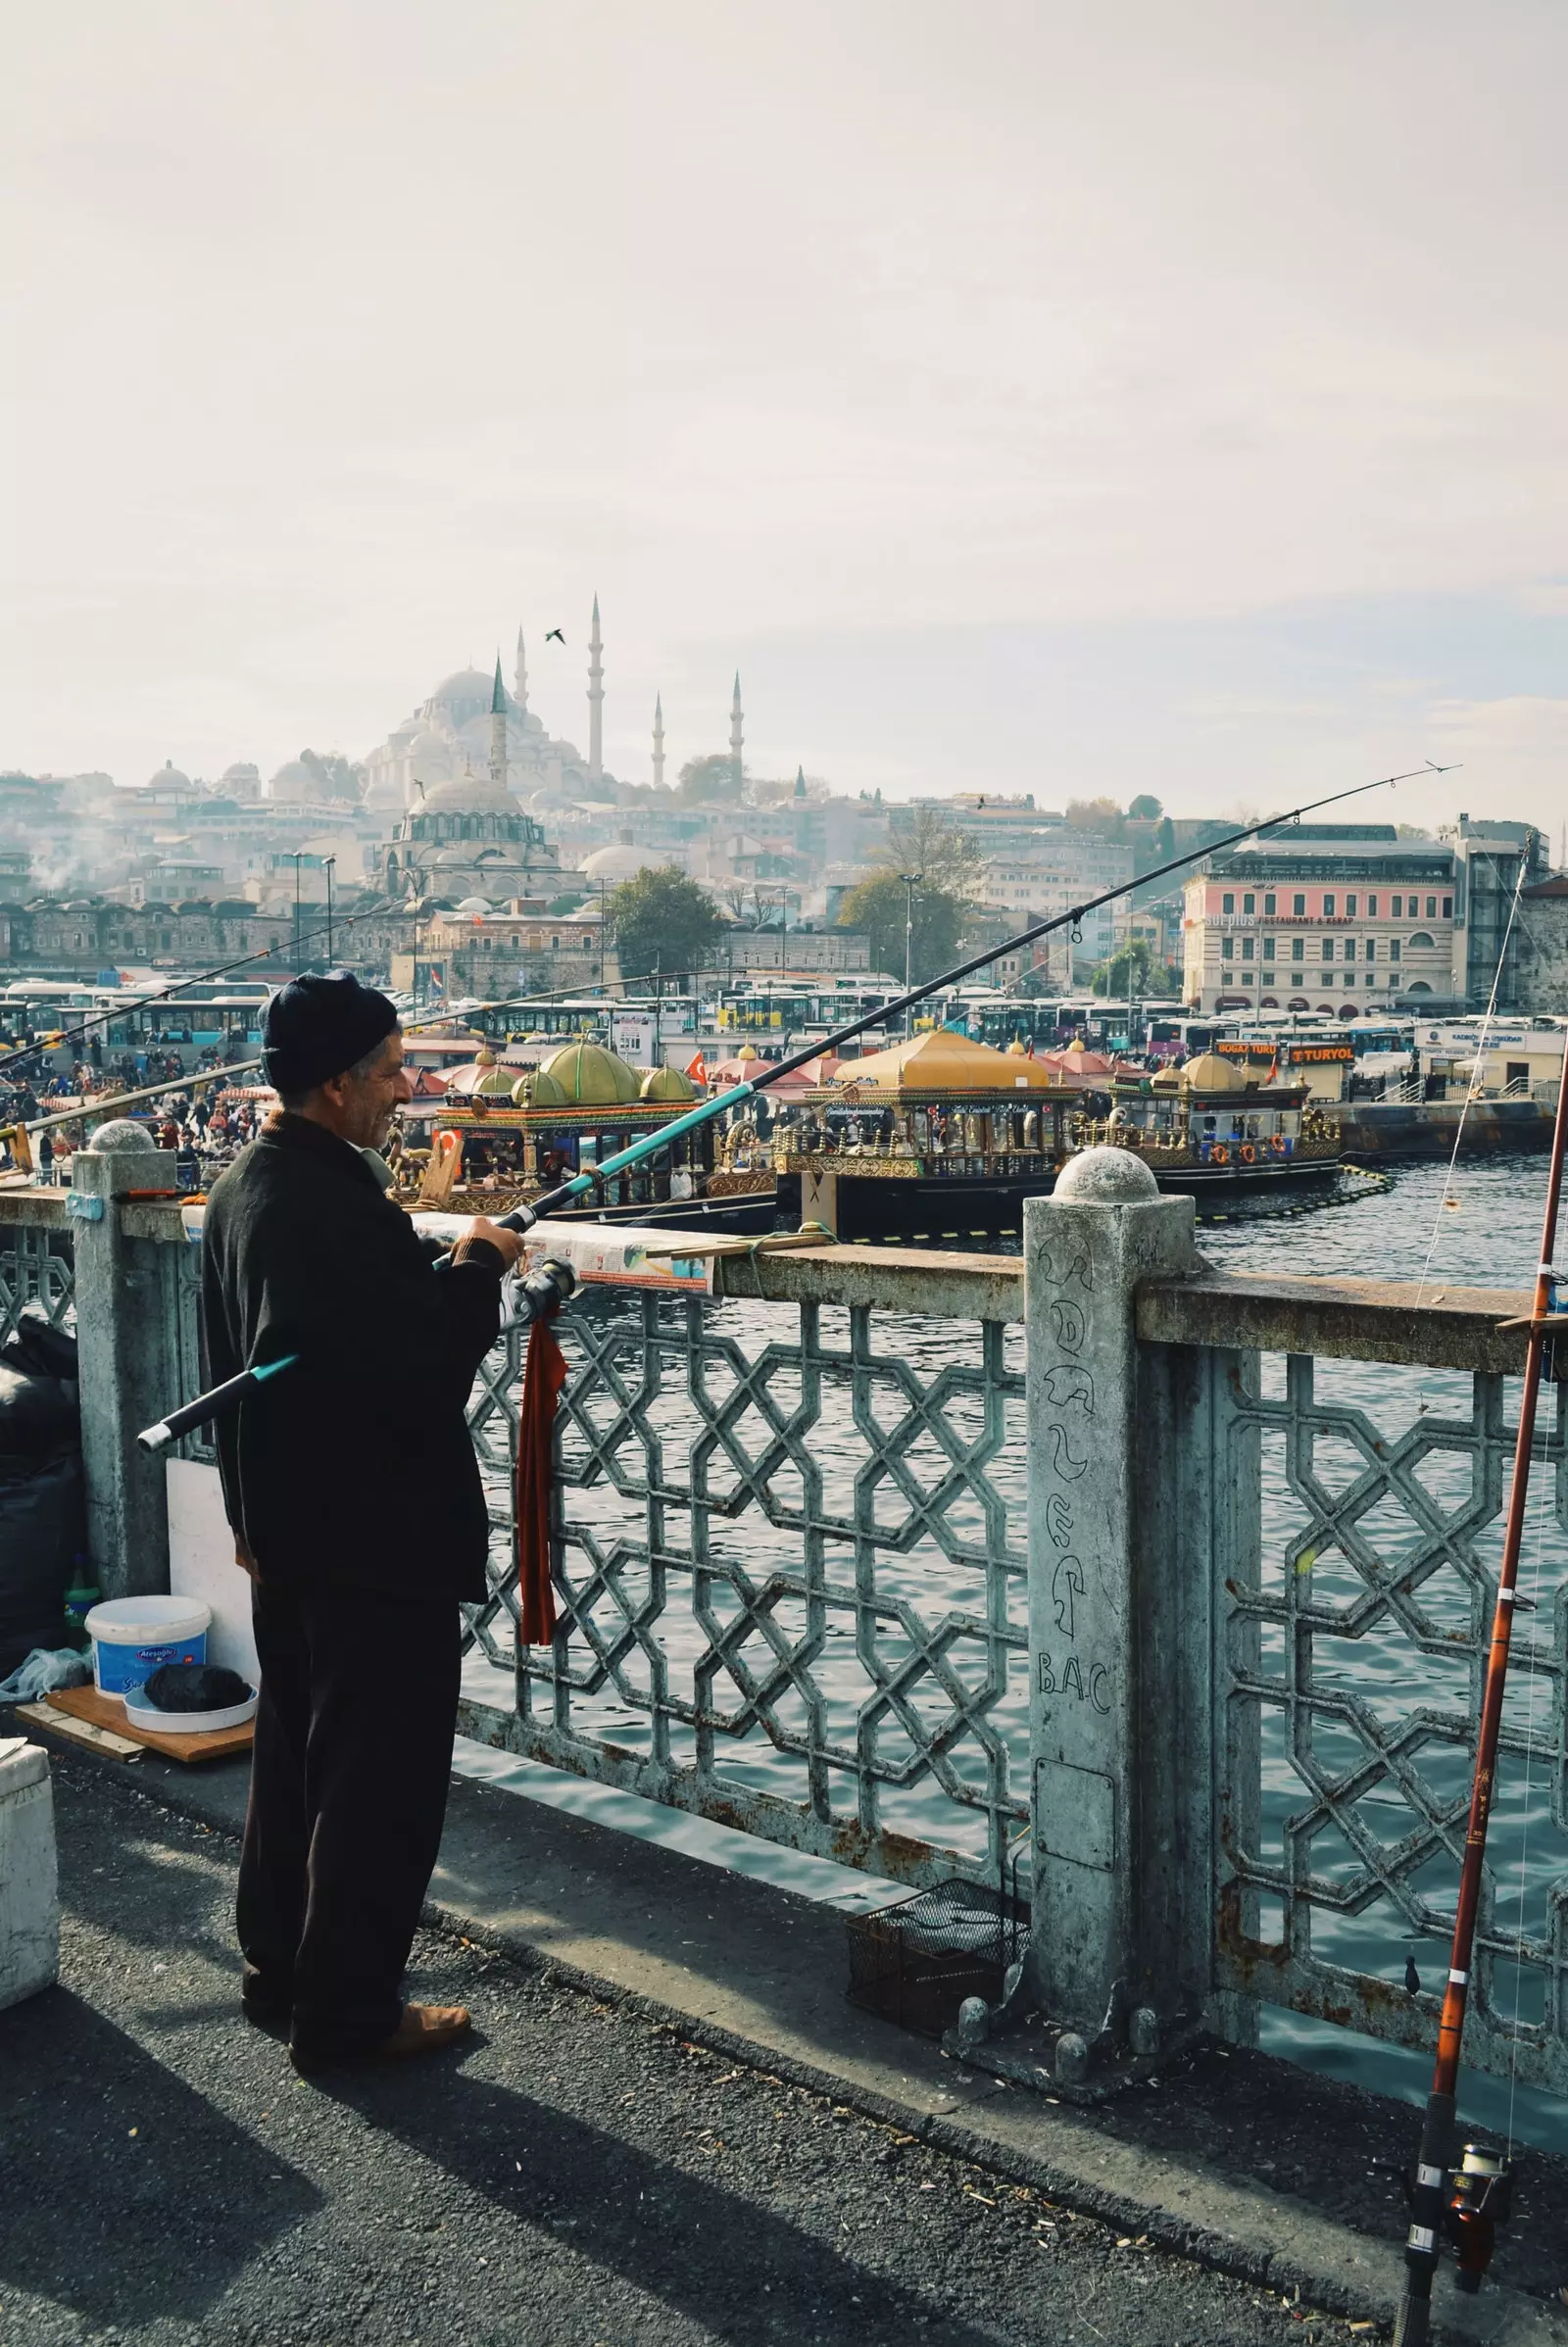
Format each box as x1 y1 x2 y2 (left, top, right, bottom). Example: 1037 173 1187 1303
1240 1143 1255 1164
1270 1135 1287 1155
1210 1143 1229 1165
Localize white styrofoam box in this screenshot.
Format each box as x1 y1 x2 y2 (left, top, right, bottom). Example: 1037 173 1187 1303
0 1736 59 2010
166 1458 260 1687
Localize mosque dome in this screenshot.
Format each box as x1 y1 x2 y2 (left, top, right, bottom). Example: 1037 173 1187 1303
640 1063 697 1102
422 667 497 729
581 843 650 882
147 759 192 789
539 1040 642 1105
454 895 492 914
1180 1051 1249 1093
406 728 450 768
266 757 318 799
420 773 519 816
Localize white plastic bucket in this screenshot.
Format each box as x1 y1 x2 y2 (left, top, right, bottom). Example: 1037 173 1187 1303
84 1597 210 1700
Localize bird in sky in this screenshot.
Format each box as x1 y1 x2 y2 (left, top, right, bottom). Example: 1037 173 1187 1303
545 628 564 644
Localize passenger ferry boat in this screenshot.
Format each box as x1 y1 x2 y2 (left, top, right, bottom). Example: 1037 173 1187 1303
770 1033 1341 1242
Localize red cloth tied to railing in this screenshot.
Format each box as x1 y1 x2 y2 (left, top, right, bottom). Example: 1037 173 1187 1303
515 1313 567 1646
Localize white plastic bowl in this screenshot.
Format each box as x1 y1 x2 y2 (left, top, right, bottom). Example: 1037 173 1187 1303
122 1685 258 1736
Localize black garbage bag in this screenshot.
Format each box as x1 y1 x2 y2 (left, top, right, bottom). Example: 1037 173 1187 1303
140 1663 251 1714
0 1453 86 1683
0 1362 78 1462
1 1304 78 1384
0 1304 79 1467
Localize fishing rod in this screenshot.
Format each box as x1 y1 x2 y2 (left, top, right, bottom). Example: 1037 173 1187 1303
0 1055 265 1149
0 898 396 1081
131 758 1443 1453
1392 1064 1568 2343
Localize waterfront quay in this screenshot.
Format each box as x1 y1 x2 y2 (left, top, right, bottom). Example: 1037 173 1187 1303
6 1129 1568 2338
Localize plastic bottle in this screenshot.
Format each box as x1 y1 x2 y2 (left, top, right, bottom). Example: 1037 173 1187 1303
63 1564 100 1649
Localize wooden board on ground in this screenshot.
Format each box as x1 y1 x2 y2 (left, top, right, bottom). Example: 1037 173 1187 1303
39 1682 255 1764
14 1698 142 1762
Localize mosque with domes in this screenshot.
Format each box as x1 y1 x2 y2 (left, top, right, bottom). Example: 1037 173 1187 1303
362 599 612 815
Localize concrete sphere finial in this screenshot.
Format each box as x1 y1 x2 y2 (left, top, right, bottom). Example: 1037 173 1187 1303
1053 1145 1159 1203
87 1119 158 1155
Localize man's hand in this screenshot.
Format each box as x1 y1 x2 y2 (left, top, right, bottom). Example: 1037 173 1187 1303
467 1214 526 1268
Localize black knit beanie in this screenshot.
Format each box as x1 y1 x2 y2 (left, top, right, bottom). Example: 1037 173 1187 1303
262 971 399 1097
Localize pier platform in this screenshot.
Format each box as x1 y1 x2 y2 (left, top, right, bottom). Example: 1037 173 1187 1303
5 1736 1566 2345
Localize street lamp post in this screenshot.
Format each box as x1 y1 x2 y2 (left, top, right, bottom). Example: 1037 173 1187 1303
290 853 304 974
324 856 335 966
899 872 921 1036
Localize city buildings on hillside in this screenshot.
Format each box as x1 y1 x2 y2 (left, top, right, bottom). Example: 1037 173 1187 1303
402 904 603 1001
1182 827 1457 1016
713 927 870 974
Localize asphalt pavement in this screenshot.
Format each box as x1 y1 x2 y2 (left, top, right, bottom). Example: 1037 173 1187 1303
0 1757 1375 2347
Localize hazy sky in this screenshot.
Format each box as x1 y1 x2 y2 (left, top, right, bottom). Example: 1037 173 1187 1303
2 1 1565 837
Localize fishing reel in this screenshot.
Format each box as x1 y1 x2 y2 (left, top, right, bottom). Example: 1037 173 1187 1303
1388 2140 1515 2298
509 1255 576 1327
1445 2143 1514 2294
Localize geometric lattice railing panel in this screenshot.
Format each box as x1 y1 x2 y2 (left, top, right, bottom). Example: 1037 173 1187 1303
0 1223 75 1344
461 1289 1028 1889
1217 1349 1568 2093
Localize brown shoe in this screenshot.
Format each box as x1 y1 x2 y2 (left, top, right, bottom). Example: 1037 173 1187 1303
289 2002 471 2076
374 2002 472 2060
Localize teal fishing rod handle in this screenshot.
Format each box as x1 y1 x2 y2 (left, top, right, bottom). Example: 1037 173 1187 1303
136 1352 301 1454
494 1080 759 1231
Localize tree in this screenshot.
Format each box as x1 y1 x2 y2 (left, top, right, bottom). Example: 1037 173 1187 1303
1065 797 1125 837
675 755 745 807
837 871 964 985
1089 937 1181 999
607 866 724 981
1127 793 1163 821
874 803 983 897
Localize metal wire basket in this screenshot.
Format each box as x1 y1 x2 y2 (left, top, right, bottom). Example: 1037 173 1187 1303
846 1876 1026 2038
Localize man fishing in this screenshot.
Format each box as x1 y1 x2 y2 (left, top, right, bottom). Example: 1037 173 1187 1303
202 971 524 2074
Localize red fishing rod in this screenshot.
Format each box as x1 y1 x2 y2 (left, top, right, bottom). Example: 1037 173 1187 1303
1393 1058 1568 2343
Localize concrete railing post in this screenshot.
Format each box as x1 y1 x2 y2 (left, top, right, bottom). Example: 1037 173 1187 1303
71 1123 180 1601
1024 1147 1200 2054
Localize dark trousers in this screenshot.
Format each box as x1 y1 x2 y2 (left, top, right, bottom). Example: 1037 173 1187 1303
238 1582 462 2055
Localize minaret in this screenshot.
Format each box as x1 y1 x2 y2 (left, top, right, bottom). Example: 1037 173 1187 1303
729 671 744 790
489 654 508 795
652 693 665 792
587 594 605 780
514 627 529 716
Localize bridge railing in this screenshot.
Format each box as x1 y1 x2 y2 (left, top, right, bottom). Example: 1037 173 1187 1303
10 1135 1565 2093
457 1244 1031 1893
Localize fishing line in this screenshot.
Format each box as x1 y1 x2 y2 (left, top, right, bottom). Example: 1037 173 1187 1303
1408 855 1531 1418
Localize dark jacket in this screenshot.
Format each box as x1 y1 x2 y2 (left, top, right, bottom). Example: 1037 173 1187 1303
201 1112 506 1601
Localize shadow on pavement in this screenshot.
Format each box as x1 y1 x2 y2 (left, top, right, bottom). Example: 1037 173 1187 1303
321 2057 999 2347
0 1988 321 2330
